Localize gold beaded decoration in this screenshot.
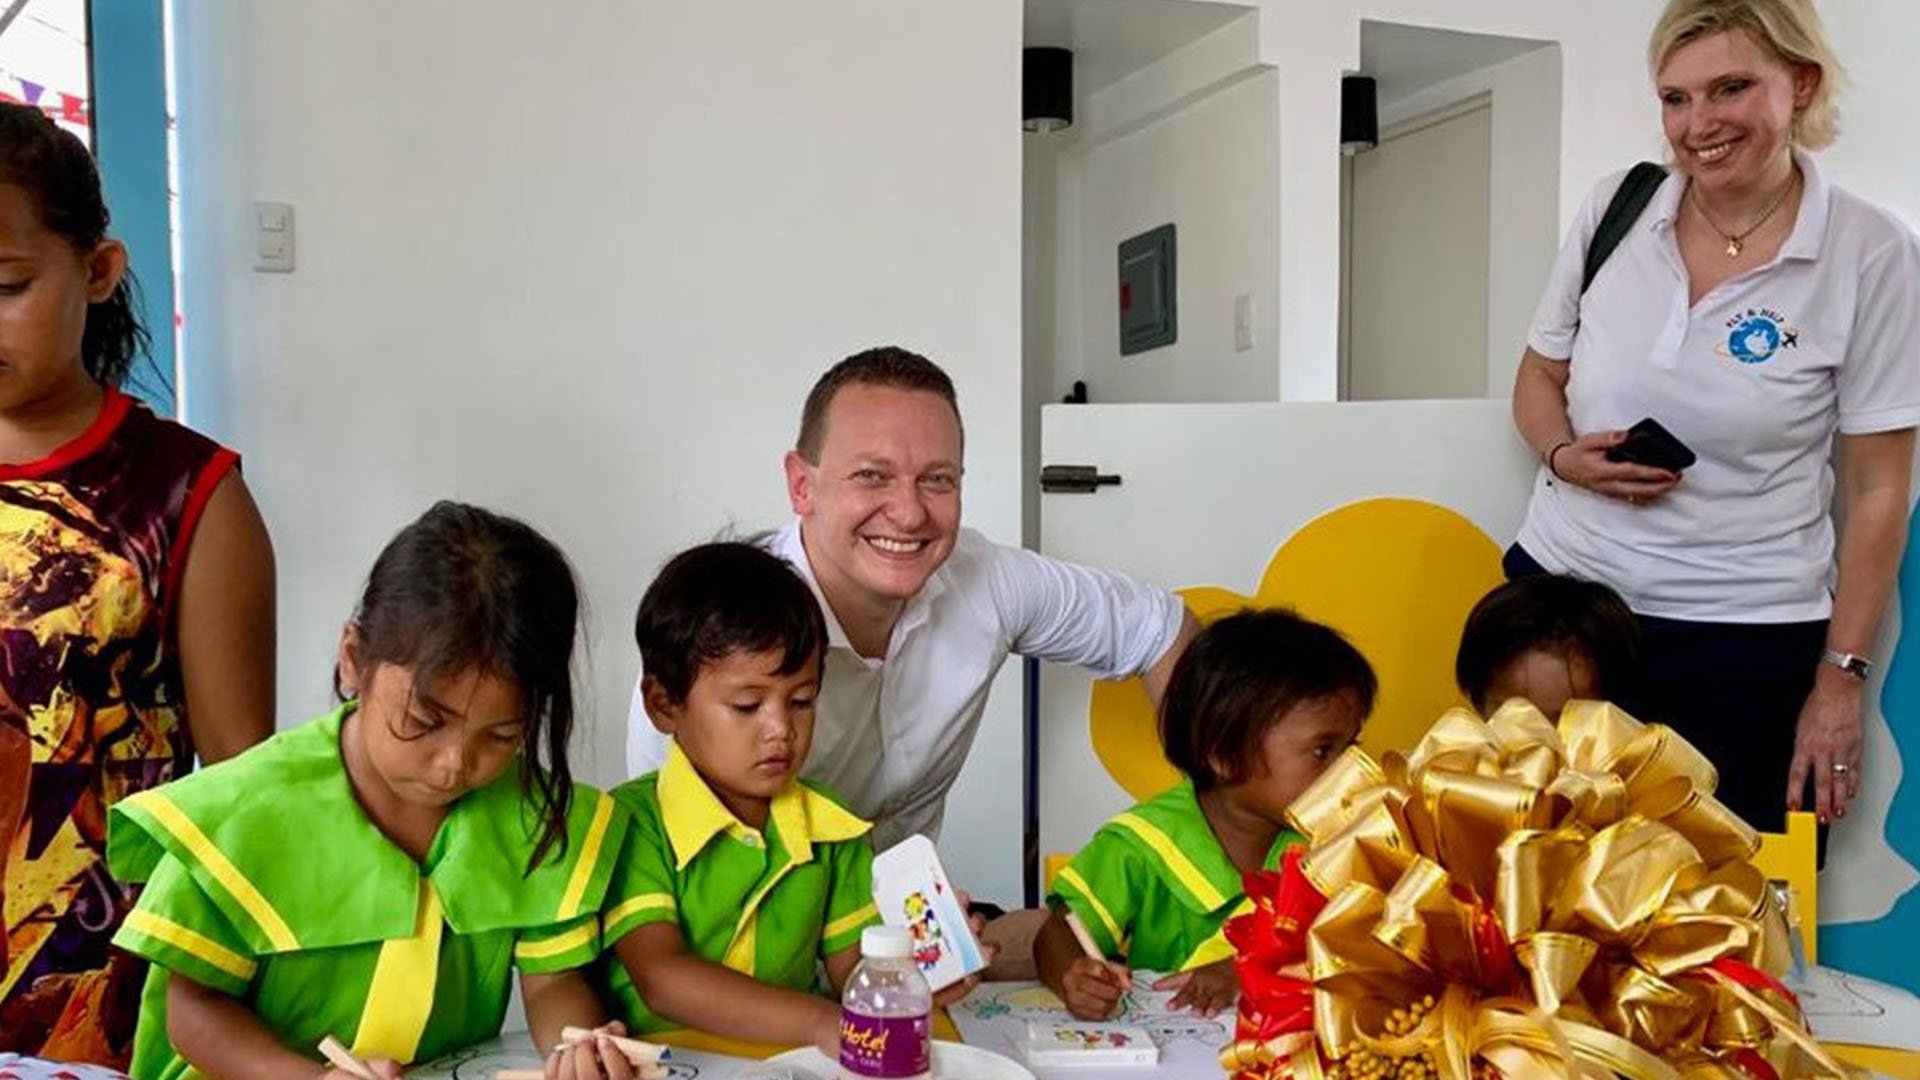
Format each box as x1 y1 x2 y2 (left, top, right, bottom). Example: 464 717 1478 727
1325 995 1456 1080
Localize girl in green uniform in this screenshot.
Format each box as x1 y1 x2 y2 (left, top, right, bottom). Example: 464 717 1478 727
108 502 635 1080
1036 609 1376 1021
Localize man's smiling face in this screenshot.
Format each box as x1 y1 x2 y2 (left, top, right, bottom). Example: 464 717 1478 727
785 382 963 610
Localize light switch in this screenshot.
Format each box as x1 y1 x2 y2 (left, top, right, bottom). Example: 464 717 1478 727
1234 293 1255 351
254 201 294 272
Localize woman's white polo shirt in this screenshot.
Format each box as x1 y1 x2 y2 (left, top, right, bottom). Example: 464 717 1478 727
1516 150 1920 622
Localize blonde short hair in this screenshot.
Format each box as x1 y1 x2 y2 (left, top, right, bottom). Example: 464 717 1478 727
1648 0 1845 149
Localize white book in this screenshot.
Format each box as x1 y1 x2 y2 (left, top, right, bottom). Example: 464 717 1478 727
870 834 989 992
1020 1022 1161 1068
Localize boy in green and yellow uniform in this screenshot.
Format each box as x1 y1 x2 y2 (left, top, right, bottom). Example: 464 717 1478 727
601 742 878 1032
598 543 884 1052
107 503 633 1079
1037 610 1377 1020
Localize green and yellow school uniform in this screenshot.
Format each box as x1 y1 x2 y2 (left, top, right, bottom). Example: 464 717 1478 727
599 743 880 1034
1048 778 1305 973
106 705 627 1080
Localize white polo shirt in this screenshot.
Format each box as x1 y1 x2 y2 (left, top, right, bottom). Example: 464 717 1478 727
626 520 1186 849
1516 150 1920 622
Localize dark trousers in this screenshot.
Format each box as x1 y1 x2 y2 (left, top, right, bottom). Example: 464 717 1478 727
1504 545 1825 836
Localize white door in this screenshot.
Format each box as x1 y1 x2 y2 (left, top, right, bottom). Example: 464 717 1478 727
1345 98 1494 400
1035 399 1535 864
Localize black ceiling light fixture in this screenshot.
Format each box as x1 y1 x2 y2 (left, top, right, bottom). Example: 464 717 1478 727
1340 75 1379 154
1024 47 1074 133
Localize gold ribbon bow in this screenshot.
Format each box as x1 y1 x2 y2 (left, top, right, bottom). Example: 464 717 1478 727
1226 700 1860 1080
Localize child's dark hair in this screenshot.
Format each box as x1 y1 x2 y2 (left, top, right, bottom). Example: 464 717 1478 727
1159 608 1377 790
637 542 827 704
0 103 151 387
339 501 580 871
1455 574 1641 713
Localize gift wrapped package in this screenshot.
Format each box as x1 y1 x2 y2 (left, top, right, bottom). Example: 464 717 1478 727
1220 700 1856 1080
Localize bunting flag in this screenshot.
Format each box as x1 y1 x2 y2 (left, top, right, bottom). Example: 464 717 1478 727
0 66 88 127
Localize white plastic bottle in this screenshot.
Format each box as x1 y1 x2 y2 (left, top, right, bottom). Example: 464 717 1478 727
839 925 933 1080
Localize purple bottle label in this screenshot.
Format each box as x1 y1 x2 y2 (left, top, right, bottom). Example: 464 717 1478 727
839 1009 930 1079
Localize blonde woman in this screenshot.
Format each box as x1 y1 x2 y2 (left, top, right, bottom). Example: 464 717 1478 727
1509 0 1919 836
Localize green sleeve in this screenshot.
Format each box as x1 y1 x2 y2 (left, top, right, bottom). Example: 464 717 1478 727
514 912 603 975
1269 829 1308 867
819 836 880 957
601 815 679 946
1046 826 1143 961
112 855 258 997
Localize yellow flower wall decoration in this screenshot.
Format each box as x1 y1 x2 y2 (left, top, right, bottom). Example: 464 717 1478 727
1089 497 1507 800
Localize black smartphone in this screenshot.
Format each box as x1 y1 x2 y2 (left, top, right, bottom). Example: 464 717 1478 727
1605 417 1696 472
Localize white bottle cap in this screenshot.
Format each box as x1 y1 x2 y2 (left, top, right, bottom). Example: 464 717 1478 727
861 925 912 959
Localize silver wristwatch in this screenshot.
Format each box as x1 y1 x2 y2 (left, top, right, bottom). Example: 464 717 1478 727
1821 649 1873 680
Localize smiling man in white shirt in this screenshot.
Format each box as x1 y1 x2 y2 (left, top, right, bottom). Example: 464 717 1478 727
627 346 1197 852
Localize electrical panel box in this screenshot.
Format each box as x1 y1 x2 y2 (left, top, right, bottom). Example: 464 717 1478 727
1118 223 1176 355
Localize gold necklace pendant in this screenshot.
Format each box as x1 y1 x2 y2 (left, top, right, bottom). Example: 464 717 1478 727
1691 168 1797 261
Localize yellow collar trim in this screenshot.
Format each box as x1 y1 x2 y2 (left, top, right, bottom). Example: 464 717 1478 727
129 791 301 950
659 742 870 871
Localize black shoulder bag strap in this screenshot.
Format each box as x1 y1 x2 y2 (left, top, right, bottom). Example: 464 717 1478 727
1580 161 1667 294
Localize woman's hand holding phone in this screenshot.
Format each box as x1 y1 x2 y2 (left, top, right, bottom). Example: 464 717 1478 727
1552 429 1682 504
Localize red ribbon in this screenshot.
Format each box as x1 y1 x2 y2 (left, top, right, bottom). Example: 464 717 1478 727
1706 957 1801 1013
1726 1047 1784 1080
1464 885 1518 994
1226 848 1326 1052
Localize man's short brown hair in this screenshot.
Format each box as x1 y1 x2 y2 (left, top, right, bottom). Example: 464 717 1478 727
795 346 963 463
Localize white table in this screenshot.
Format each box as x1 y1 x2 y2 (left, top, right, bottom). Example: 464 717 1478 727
413 963 1920 1080
412 1035 764 1080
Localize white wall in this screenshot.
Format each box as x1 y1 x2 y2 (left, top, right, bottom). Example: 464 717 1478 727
1253 0 1666 401
172 0 1028 905
1368 44 1560 398
1039 8 1560 409
1049 16 1278 404
1253 0 1917 401
1347 100 1492 400
1813 5 1920 227
1069 68 1280 403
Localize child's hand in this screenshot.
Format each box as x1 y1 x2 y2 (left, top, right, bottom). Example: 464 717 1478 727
932 973 981 1011
545 1022 634 1080
1154 961 1238 1017
955 888 1003 972
1060 956 1128 1020
928 886 996 1011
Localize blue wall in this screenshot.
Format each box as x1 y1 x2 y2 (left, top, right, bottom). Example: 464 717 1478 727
1823 499 1920 990
90 0 174 414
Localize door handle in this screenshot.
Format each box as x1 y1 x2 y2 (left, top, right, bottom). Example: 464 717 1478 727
1039 465 1122 494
